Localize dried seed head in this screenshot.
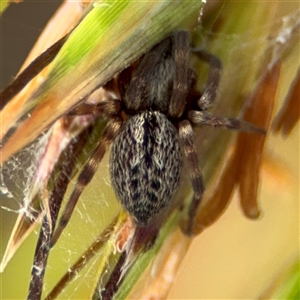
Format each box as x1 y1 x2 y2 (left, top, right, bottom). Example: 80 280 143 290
110 111 182 225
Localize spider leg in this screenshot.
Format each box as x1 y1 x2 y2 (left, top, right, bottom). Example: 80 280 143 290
169 31 190 118
188 111 266 134
28 127 93 300
68 99 122 117
178 120 205 236
50 117 122 247
192 49 222 111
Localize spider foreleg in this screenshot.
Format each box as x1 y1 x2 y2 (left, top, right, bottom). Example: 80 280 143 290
192 49 222 111
178 120 205 236
50 117 122 247
68 99 122 117
188 111 266 134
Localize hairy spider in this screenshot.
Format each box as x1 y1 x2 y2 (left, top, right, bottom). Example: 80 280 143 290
50 30 263 245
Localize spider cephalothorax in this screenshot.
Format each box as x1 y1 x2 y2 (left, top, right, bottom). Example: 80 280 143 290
52 30 263 242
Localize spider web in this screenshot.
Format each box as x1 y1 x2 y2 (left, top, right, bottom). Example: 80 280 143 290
1 4 299 300
43 151 120 299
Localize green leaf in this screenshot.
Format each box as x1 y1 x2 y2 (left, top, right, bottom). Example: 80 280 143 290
0 0 9 14
0 0 203 163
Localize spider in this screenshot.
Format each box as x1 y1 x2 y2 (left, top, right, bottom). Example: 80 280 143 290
48 30 263 246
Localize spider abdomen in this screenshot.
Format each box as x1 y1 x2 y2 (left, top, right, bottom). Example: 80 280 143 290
110 111 182 225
